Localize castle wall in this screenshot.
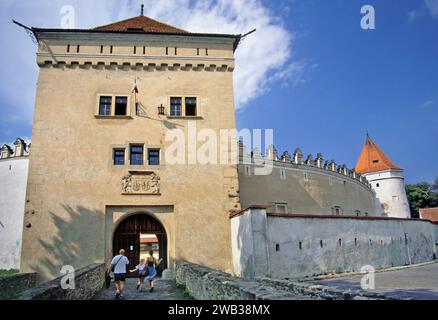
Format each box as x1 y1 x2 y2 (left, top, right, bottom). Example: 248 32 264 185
231 207 438 279
21 32 240 282
0 157 29 270
238 162 378 216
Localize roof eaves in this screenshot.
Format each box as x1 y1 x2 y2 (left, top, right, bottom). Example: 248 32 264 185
32 27 240 40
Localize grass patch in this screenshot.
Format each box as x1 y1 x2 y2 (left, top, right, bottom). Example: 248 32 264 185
0 269 19 277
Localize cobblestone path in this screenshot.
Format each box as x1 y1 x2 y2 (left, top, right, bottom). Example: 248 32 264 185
94 278 191 300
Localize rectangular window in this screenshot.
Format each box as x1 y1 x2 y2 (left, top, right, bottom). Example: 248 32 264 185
148 149 160 166
67 44 70 53
99 96 112 116
185 97 197 116
110 45 113 54
77 45 80 53
275 203 288 213
143 46 146 55
115 96 128 116
170 97 182 116
134 46 137 54
280 169 286 180
113 149 125 166
175 47 178 55
100 45 103 53
130 145 144 166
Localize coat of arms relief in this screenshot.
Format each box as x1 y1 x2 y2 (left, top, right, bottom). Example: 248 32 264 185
121 171 161 195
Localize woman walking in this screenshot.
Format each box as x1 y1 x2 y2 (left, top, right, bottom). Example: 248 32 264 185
145 250 163 293
129 258 147 292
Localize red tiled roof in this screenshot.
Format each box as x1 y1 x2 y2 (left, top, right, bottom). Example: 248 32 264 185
420 208 438 222
355 136 402 174
93 15 188 34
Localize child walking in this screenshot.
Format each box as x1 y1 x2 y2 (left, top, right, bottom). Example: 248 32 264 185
129 258 147 292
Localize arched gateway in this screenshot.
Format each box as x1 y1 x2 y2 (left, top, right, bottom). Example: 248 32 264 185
113 214 167 275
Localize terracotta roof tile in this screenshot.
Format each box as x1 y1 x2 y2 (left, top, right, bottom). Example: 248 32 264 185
420 208 438 222
93 15 188 34
355 136 402 174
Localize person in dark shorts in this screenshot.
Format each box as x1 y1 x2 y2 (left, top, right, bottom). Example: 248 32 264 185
110 249 129 300
129 258 147 292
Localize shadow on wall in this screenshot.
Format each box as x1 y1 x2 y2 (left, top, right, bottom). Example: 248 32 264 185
29 204 104 282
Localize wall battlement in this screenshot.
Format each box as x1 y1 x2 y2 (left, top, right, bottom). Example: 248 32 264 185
0 138 30 160
239 143 372 190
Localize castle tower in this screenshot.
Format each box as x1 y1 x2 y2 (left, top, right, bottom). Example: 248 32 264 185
355 135 411 218
19 13 242 281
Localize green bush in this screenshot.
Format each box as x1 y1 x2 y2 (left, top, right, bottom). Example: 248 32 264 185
0 269 19 277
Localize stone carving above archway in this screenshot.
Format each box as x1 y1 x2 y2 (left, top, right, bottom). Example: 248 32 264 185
121 171 161 195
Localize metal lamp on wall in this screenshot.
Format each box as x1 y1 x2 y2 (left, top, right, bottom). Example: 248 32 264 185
158 104 166 116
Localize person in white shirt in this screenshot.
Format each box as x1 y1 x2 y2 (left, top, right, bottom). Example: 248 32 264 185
129 258 147 292
109 249 130 300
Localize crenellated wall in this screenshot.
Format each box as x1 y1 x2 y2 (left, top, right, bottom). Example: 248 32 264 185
35 32 235 73
238 144 379 216
0 139 30 270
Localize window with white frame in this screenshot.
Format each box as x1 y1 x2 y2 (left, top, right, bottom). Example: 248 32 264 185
98 95 130 117
169 96 198 117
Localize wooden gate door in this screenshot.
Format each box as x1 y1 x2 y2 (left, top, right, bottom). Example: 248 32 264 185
113 233 140 272
113 214 167 276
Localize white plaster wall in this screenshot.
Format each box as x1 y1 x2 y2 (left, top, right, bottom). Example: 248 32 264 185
231 212 254 279
231 208 270 279
365 170 411 218
0 158 29 270
231 209 438 279
267 217 437 279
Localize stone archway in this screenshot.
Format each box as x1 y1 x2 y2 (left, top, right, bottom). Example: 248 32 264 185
113 213 167 275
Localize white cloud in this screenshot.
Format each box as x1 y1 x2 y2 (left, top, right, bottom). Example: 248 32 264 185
0 0 299 130
421 100 436 108
143 0 297 109
425 0 438 18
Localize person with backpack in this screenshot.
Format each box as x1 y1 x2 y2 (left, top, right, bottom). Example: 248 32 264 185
109 249 130 300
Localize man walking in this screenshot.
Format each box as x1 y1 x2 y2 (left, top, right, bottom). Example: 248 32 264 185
110 249 130 300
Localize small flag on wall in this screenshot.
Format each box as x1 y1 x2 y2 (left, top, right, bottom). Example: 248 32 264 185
132 79 139 94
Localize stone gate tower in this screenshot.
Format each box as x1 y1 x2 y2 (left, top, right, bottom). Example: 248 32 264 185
355 135 411 218
20 13 241 282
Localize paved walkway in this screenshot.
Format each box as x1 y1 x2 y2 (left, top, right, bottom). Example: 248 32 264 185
95 278 191 300
312 262 438 300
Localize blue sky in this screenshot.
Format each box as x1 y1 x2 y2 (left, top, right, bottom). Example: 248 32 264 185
0 0 437 183
237 0 438 183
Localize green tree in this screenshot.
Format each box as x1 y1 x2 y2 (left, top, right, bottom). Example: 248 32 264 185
405 178 438 218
